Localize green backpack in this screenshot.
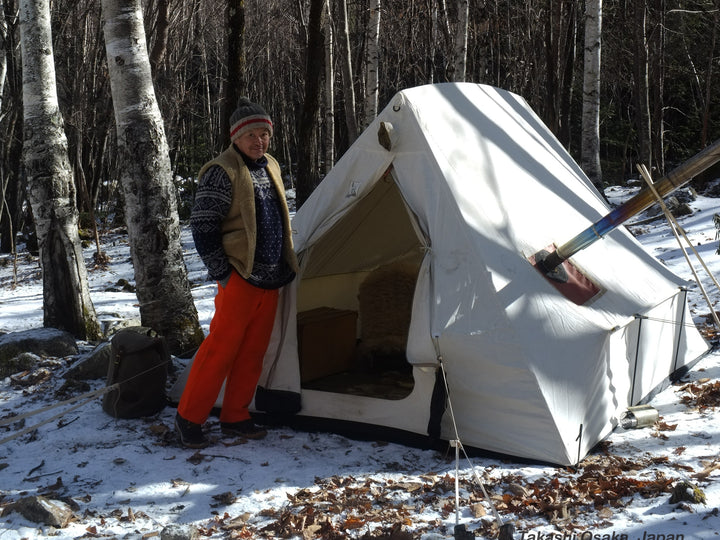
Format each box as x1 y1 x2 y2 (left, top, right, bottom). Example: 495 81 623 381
102 328 169 419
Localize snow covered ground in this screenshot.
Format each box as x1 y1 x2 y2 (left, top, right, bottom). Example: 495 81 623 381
0 184 719 539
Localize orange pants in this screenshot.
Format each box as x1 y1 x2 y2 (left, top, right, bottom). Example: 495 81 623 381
178 271 279 424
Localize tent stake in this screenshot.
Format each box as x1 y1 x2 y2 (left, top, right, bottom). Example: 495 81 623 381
637 164 720 332
433 337 515 540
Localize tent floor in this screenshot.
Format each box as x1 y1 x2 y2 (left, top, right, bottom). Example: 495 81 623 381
302 358 414 400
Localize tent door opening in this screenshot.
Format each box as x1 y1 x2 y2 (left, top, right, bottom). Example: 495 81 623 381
295 169 426 400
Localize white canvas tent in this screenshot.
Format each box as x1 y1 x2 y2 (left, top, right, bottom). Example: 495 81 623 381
173 83 709 465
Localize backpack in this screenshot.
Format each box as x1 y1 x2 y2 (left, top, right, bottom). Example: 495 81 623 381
102 328 169 419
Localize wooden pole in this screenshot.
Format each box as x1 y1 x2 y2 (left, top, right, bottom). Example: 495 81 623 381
637 164 720 331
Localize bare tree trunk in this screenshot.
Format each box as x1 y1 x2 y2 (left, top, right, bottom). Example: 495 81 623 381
453 0 469 82
649 0 665 175
437 0 452 81
429 0 438 82
0 0 7 109
222 0 246 147
0 110 22 257
337 0 357 142
701 9 717 149
148 0 169 73
0 0 9 259
363 0 381 127
581 0 603 192
19 0 101 340
544 1 560 133
0 9 18 272
101 0 203 355
296 0 325 207
323 0 335 173
558 1 577 148
634 0 652 170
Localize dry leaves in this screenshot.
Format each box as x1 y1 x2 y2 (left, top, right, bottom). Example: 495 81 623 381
481 453 677 526
196 449 691 538
678 379 720 410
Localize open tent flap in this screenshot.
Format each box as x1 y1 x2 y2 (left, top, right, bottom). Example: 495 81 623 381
289 170 430 395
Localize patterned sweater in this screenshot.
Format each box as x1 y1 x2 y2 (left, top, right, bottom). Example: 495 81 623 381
190 148 295 289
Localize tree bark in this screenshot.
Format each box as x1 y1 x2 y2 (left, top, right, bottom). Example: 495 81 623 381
222 0 246 147
323 0 335 173
101 0 203 354
19 0 101 340
429 0 438 82
649 0 665 175
336 0 357 142
0 0 11 257
148 0 170 73
701 9 717 149
363 0 381 127
543 1 576 144
634 0 652 171
0 0 7 109
453 0 469 82
296 0 325 207
544 2 560 133
558 1 577 148
581 0 603 192
0 110 22 257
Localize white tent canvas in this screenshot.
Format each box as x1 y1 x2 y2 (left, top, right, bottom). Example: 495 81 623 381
173 83 709 465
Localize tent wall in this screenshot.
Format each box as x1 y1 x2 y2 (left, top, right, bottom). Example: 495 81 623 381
611 290 707 405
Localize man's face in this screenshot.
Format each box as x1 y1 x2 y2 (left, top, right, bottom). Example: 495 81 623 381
234 128 270 160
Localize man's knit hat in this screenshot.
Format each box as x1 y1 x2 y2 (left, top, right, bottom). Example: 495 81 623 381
230 97 273 141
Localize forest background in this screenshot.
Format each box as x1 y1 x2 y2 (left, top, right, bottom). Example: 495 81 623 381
1 0 720 348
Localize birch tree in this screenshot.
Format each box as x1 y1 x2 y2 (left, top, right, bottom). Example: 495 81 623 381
19 0 101 340
101 0 203 354
337 0 358 142
363 0 381 127
453 0 469 82
581 0 603 192
429 0 437 82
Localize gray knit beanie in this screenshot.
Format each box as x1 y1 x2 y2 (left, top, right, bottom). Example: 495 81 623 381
229 97 273 141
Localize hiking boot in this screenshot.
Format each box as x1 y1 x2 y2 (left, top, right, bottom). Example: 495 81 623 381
175 412 209 449
221 419 267 440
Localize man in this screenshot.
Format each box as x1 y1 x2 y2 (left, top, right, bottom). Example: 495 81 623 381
175 98 298 448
